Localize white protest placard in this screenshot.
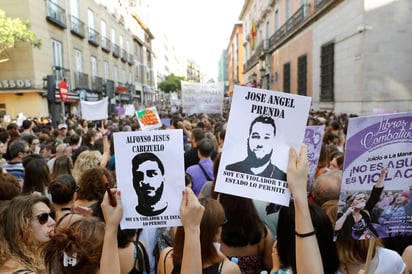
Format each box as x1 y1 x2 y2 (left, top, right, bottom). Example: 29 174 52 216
113 129 185 229
304 125 325 190
80 97 108 120
181 81 223 114
335 112 412 240
136 106 162 131
125 104 136 116
215 85 312 206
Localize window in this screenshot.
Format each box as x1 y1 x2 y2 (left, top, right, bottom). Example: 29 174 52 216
51 40 63 67
283 62 291 93
74 49 82 72
274 10 279 31
111 28 116 44
120 35 123 49
103 61 109 80
135 64 139 81
51 39 64 80
114 66 118 84
285 0 291 19
297 54 307 96
88 9 94 29
101 20 106 37
320 42 334 101
122 69 126 84
71 0 79 17
91 56 97 78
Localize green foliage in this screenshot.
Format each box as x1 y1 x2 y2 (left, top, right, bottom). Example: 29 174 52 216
158 74 185 93
0 9 41 49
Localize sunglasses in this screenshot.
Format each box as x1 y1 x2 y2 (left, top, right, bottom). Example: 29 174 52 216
35 212 54 225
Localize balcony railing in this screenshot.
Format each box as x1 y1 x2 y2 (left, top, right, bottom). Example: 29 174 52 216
70 16 85 38
92 76 103 92
101 37 111 53
52 66 70 82
88 28 100 47
245 3 314 73
315 0 333 9
46 0 66 29
74 72 89 89
121 49 128 62
128 54 134 65
112 44 120 58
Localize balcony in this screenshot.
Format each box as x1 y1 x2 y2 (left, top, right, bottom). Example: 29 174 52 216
267 4 309 52
74 72 89 89
255 40 265 58
92 76 103 92
52 66 70 82
128 54 134 66
315 0 333 9
101 37 111 53
46 0 66 29
112 44 120 58
70 16 85 38
121 49 128 62
88 28 100 47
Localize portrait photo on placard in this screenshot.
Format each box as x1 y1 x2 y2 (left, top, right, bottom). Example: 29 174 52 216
113 129 185 229
215 85 312 206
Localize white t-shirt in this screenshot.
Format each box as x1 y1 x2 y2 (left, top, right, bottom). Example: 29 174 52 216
336 247 405 274
373 247 405 274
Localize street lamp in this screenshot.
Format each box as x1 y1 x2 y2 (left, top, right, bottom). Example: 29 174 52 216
260 67 266 89
252 72 257 87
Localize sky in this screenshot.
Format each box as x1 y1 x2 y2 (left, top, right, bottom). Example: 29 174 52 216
148 0 244 81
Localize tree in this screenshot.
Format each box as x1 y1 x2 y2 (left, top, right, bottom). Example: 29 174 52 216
158 74 185 93
0 9 41 61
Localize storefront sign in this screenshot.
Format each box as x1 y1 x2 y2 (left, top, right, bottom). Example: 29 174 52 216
0 80 32 89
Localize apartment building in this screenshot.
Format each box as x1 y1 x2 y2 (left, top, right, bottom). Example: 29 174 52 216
238 0 412 115
227 22 245 96
0 0 155 121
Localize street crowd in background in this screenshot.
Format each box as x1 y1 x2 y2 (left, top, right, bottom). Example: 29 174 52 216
0 100 411 274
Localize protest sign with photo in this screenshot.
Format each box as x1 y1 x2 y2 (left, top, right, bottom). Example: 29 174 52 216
181 81 224 114
113 129 185 229
215 85 311 206
304 125 325 191
136 106 162 131
335 112 412 240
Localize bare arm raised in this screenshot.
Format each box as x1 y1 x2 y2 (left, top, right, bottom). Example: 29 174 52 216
287 145 324 274
180 187 204 274
100 189 122 274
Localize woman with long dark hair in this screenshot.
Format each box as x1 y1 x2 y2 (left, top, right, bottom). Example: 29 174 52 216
219 194 273 274
157 198 240 274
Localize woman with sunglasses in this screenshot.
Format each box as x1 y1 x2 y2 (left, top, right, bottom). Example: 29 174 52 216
0 195 55 273
157 197 241 274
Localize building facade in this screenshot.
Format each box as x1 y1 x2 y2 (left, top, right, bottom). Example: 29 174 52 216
0 0 155 123
237 0 412 115
227 22 245 96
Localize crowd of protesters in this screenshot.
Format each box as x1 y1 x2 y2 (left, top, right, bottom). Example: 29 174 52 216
0 103 410 274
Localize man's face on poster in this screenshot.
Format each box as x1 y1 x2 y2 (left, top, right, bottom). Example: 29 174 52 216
133 160 165 205
247 122 275 167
